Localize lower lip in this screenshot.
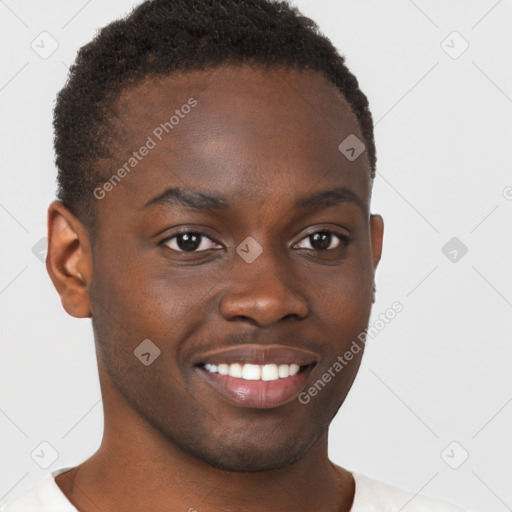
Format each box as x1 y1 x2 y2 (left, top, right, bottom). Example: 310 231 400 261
197 366 313 409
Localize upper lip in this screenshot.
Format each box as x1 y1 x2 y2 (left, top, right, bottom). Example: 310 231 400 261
196 344 318 367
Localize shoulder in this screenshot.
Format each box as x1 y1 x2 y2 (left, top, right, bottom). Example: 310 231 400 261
1 468 77 512
350 472 468 512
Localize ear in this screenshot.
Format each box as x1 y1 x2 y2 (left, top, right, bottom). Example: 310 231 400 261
46 200 93 318
369 213 384 274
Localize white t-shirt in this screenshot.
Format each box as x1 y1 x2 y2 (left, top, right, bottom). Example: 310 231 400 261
1 467 467 511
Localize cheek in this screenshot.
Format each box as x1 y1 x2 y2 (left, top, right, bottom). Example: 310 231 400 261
90 260 224 369
304 261 373 371
310 259 373 316
90 246 181 326
138 263 225 326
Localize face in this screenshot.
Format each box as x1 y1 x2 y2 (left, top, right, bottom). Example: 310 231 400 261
68 65 383 472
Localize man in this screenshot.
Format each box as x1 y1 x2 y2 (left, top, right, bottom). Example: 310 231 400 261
2 0 466 510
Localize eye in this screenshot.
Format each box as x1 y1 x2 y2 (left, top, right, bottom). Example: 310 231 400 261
294 229 350 251
159 228 350 254
160 230 222 253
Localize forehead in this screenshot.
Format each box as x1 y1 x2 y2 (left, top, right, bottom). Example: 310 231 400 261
114 64 365 154
97 64 370 222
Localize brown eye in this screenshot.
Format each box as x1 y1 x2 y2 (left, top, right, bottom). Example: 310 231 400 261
161 231 222 253
294 230 350 251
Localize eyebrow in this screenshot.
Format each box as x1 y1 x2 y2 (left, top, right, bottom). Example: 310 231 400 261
143 186 367 216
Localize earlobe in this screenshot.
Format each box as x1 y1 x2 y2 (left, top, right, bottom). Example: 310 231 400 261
46 201 93 318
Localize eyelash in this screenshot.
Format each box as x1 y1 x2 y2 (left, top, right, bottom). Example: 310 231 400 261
159 228 351 253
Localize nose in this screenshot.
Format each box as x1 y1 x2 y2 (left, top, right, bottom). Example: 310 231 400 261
219 247 309 327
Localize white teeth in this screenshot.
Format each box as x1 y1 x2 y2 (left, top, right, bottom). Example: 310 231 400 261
218 363 229 376
261 364 279 381
228 363 243 378
278 364 289 378
289 363 300 376
203 362 303 381
242 364 260 380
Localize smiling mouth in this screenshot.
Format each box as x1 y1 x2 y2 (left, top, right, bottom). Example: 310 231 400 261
200 362 312 381
194 344 318 408
196 361 315 408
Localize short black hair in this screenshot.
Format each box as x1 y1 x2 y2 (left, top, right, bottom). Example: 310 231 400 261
53 0 376 233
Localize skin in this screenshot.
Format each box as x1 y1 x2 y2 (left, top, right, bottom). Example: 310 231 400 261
47 64 383 512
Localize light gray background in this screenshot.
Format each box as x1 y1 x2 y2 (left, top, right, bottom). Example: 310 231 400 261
1 1 511 510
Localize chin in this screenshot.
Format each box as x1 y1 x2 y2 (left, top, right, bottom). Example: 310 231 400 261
172 429 317 473
192 446 307 473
